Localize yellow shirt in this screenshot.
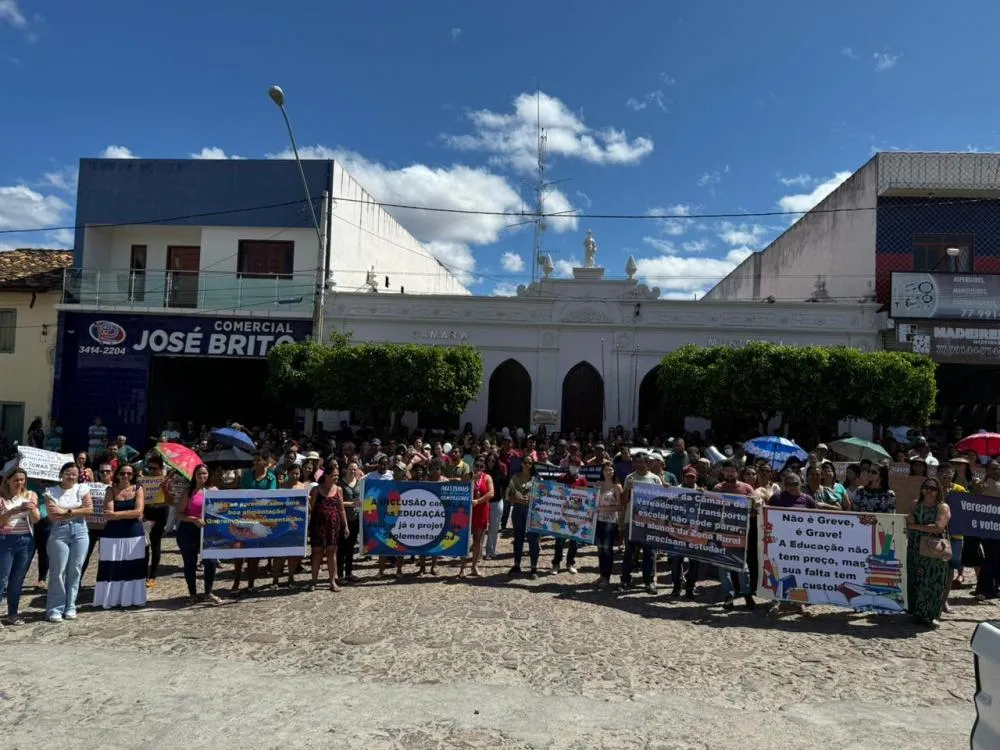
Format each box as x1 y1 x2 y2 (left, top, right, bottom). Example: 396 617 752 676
949 482 967 540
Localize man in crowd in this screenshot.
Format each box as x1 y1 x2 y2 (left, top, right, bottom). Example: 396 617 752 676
714 461 756 610
619 452 663 595
552 454 588 574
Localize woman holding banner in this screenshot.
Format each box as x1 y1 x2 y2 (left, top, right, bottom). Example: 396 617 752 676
594 461 622 588
506 456 539 578
459 457 494 579
906 477 951 627
175 464 222 605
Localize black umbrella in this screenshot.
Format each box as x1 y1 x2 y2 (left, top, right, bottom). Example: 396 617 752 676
201 447 254 466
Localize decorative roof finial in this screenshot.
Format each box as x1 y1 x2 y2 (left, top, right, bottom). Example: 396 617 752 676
583 229 597 268
541 254 554 278
625 255 637 279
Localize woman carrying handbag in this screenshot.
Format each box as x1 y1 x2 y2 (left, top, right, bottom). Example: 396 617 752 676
906 476 951 628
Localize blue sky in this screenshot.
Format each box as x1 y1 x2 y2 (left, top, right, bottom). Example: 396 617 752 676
3 1 1000 299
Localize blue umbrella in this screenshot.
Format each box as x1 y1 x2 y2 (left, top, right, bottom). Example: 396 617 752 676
209 427 256 453
744 436 808 470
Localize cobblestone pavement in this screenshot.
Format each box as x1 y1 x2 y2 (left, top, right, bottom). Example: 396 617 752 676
0 534 981 749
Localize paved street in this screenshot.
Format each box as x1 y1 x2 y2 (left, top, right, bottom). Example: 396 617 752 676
0 539 979 749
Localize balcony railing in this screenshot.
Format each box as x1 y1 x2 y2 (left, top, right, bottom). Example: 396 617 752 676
61 268 314 313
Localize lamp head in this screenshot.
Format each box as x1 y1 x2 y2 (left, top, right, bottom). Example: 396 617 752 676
946 247 961 257
268 85 285 107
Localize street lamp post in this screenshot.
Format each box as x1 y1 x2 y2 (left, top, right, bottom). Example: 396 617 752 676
930 246 962 272
268 85 327 344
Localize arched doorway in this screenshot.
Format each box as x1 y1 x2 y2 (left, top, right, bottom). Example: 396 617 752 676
636 366 684 440
487 359 532 431
561 362 604 434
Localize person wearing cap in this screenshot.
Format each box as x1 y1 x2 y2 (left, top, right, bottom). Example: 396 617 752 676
550 454 588 574
713 461 756 610
909 436 939 467
619 452 663 595
767 472 817 618
814 444 830 464
668 466 702 599
647 452 678 487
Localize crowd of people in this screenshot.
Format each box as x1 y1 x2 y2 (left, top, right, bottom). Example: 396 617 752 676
0 417 994 630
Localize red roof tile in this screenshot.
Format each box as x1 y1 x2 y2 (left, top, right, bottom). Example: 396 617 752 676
0 249 74 291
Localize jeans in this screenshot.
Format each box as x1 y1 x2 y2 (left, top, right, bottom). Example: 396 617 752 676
46 520 89 617
486 500 504 557
32 516 51 582
80 527 103 578
553 538 578 568
511 504 539 570
978 540 1000 598
338 512 360 577
595 521 617 578
0 533 35 619
621 542 655 585
143 505 169 579
721 563 753 599
671 557 700 592
501 498 512 531
177 522 216 597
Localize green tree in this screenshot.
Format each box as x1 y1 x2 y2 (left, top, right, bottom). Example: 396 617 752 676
266 336 484 432
656 343 936 438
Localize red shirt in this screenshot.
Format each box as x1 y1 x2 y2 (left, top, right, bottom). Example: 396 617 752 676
713 480 754 497
557 473 588 488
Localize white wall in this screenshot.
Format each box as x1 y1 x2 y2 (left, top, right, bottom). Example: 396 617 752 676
0 291 60 441
329 161 468 296
327 290 880 433
705 157 879 303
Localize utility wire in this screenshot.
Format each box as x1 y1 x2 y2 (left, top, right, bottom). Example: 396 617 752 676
1 193 998 236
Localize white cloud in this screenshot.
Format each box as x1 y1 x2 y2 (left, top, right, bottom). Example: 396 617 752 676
697 165 729 187
777 170 852 214
492 282 518 297
101 145 137 159
643 237 678 254
191 147 243 160
779 173 812 187
633 250 753 294
575 190 592 207
266 145 578 284
42 166 79 193
646 203 693 238
873 50 900 71
553 256 579 278
841 47 857 60
626 90 666 112
659 72 676 86
443 91 654 174
0 1 26 28
500 251 525 273
47 228 74 246
682 238 711 253
0 185 71 230
450 27 462 41
718 221 768 247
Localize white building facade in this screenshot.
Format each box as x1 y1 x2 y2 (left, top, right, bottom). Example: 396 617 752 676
325 233 880 436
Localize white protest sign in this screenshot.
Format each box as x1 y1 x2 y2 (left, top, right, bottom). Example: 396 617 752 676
16 446 74 482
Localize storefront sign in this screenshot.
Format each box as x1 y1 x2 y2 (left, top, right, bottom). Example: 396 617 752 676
73 314 312 358
892 322 1000 363
891 272 1000 320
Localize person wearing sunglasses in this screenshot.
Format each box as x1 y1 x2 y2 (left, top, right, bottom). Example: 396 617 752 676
94 464 147 610
905 478 951 627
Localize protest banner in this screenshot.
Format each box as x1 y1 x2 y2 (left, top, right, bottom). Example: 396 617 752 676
14 446 73 482
201 489 308 560
946 492 1000 539
628 484 751 570
82 483 109 528
527 478 598 544
757 507 908 613
360 480 472 557
534 463 603 482
137 476 164 502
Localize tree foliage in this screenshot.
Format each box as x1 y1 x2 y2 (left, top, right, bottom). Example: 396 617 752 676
267 332 484 430
657 342 937 438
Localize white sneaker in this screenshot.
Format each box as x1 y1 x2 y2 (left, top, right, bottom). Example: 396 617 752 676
567 565 578 575
63 611 78 620
47 614 63 623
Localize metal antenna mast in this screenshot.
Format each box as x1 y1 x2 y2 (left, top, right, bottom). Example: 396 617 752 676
530 88 548 283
